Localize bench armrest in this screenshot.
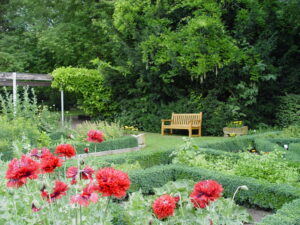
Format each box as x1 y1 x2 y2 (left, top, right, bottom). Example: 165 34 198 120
161 119 172 125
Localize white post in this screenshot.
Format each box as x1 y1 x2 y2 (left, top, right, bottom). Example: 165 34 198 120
13 72 17 116
61 89 64 126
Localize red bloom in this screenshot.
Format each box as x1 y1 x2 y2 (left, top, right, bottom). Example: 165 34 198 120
31 203 41 212
30 148 40 159
190 180 223 208
173 195 180 203
41 181 69 203
54 144 76 158
6 155 40 188
40 152 63 174
95 167 131 198
67 166 94 184
152 195 176 219
87 130 104 143
84 147 89 153
70 183 99 207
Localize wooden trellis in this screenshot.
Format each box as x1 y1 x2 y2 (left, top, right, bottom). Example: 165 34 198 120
0 72 65 125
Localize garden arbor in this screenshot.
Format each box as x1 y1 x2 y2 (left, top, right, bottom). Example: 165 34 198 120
0 72 65 125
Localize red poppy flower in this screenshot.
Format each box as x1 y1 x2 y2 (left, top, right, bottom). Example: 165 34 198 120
87 130 104 143
41 181 69 203
70 183 99 207
84 147 89 153
54 144 76 158
67 166 94 184
31 203 41 212
190 180 223 208
152 195 176 219
173 195 180 203
95 167 131 198
30 148 40 159
40 152 63 174
6 155 40 188
40 148 53 159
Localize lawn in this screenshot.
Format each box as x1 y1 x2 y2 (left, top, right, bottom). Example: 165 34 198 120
141 132 223 152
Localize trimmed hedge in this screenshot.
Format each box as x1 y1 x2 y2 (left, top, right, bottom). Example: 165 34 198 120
254 138 284 152
73 136 138 154
195 136 254 152
268 138 300 146
128 165 300 210
258 198 300 225
92 148 174 169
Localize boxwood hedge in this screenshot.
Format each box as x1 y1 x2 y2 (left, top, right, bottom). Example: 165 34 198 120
128 165 300 210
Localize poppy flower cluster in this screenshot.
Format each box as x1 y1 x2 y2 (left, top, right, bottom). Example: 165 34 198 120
6 144 76 188
54 144 76 158
153 180 223 220
41 181 69 203
67 166 94 185
6 155 40 188
87 130 104 143
70 183 99 207
190 180 223 208
95 167 131 198
152 195 177 219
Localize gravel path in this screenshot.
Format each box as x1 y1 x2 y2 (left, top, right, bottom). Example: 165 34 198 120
246 208 272 224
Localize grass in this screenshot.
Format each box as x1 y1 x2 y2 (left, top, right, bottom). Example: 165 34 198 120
141 132 223 152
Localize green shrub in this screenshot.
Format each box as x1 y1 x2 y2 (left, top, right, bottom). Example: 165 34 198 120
196 136 254 152
0 116 50 161
75 120 124 141
275 94 300 127
280 125 300 138
51 67 116 117
79 148 174 169
173 139 300 187
68 136 138 154
286 143 300 162
254 138 284 152
258 198 300 225
128 165 300 210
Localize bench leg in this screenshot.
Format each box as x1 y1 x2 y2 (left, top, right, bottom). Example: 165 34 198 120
170 129 173 135
189 128 192 137
161 127 164 136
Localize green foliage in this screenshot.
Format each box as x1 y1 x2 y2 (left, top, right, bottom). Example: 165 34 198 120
275 94 300 127
0 116 50 161
128 164 300 210
173 138 300 187
51 67 116 117
258 198 300 225
79 148 174 170
0 87 63 133
65 136 138 155
75 120 124 141
120 180 251 225
280 125 300 138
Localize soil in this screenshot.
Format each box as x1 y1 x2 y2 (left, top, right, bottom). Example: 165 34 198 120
246 208 272 224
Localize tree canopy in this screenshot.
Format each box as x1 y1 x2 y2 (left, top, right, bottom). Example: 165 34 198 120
0 0 299 134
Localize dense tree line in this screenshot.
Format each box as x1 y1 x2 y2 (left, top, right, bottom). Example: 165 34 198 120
0 0 299 135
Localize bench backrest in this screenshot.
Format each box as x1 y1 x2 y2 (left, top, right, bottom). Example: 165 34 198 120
171 113 202 126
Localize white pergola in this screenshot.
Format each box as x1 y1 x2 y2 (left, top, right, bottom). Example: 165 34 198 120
0 72 65 125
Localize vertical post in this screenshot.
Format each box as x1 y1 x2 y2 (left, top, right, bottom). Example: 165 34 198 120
61 89 64 126
13 72 17 116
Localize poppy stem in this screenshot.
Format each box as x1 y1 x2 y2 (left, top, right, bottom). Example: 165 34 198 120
80 205 82 224
103 196 112 219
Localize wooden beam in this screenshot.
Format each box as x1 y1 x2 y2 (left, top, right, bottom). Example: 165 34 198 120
0 81 52 86
0 72 52 81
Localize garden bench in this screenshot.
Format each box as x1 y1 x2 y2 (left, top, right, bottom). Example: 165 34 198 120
161 112 202 137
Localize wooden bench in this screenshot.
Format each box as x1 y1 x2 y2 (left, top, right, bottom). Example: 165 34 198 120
161 113 202 137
